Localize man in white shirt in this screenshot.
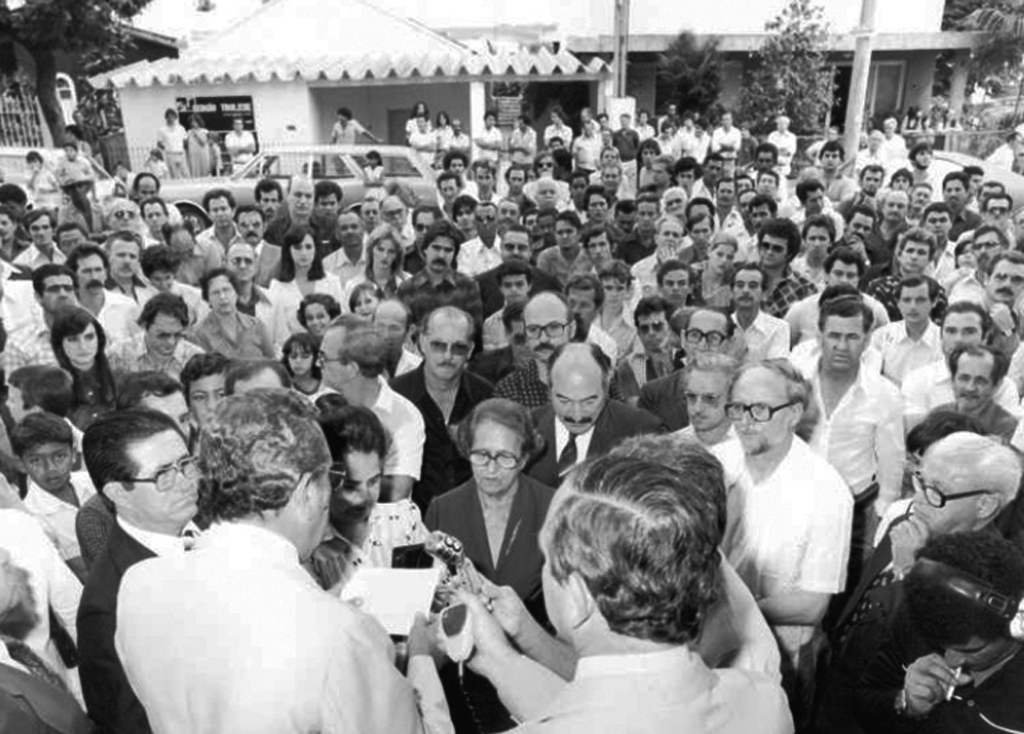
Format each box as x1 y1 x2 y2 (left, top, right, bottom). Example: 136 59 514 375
323 211 366 287
879 117 908 172
0 508 82 695
15 210 66 271
804 296 903 585
114 390 442 734
321 316 425 502
784 248 889 346
457 200 501 277
4 264 76 373
731 264 790 362
871 275 943 386
461 448 792 734
902 300 1021 432
724 359 852 724
473 110 503 163
156 109 188 179
78 408 199 734
766 115 797 174
11 414 94 577
65 244 141 345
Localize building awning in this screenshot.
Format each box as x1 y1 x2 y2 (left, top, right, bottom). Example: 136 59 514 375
92 0 608 88
91 47 609 88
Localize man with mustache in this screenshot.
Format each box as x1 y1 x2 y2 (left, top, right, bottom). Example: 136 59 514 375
525 342 662 488
0 545 92 732
980 251 1024 349
66 242 141 345
936 345 1019 443
396 220 483 330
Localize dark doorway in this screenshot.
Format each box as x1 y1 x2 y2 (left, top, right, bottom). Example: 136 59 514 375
830 65 852 131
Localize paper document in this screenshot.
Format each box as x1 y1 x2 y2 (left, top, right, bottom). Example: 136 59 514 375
341 566 442 635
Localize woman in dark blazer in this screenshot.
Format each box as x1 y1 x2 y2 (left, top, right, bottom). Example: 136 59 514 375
425 397 553 608
424 398 554 734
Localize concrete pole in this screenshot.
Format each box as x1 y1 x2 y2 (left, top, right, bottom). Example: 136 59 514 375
842 0 877 172
612 0 630 97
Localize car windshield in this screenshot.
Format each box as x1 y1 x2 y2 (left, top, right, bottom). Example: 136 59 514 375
239 152 310 180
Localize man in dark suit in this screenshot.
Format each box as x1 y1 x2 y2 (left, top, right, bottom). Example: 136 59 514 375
77 409 199 734
235 205 281 287
638 368 688 432
527 342 663 488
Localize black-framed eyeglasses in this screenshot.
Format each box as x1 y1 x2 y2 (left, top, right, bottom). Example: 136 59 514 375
758 242 788 254
911 472 992 509
685 328 727 348
525 321 571 339
125 455 199 493
725 400 799 423
637 321 666 335
684 392 722 408
469 450 521 470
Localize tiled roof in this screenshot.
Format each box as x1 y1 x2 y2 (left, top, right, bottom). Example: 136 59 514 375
94 47 607 88
94 0 608 88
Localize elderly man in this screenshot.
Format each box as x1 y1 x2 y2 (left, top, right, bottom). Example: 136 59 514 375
456 449 793 733
724 359 853 722
820 431 1022 734
0 545 92 733
494 292 576 409
265 177 315 245
392 306 493 511
902 301 1020 431
77 409 198 734
804 296 904 583
526 343 662 488
113 390 444 733
234 205 280 287
638 307 736 431
936 344 1019 444
374 298 422 377
321 315 424 502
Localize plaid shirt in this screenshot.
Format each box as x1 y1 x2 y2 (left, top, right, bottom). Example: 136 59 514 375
4 325 57 372
763 268 819 319
493 359 550 409
397 270 483 327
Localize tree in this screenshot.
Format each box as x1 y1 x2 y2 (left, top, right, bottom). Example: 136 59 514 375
0 0 155 144
953 0 1024 107
739 0 834 135
655 31 722 118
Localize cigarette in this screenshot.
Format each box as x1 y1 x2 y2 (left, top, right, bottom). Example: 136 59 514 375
946 666 961 701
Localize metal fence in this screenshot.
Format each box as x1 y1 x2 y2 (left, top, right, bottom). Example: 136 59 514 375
0 90 47 149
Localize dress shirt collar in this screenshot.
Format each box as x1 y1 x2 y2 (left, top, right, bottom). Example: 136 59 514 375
198 521 300 569
374 376 396 412
118 516 198 557
575 646 710 681
734 309 770 335
555 416 596 460
897 320 940 348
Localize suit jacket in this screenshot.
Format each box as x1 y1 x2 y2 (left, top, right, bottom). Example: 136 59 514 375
527 400 664 488
77 523 155 734
638 370 689 432
255 243 281 288
0 662 93 734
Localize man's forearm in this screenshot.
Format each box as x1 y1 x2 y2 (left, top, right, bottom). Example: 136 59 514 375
473 647 567 723
511 612 577 681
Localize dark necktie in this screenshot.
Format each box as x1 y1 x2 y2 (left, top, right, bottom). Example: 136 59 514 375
1 636 67 691
557 434 578 478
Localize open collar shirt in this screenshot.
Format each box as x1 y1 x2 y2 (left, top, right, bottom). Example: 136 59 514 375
870 320 943 386
23 473 96 563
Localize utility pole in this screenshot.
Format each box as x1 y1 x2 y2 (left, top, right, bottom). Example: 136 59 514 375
842 0 878 170
612 0 631 97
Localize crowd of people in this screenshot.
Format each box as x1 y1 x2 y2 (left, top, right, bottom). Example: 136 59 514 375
1 100 1024 734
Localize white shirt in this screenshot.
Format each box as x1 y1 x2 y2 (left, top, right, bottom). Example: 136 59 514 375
474 126 503 162
96 290 143 344
784 292 890 345
456 237 501 277
394 348 422 377
554 419 595 472
373 377 425 480
870 320 943 386
724 438 852 669
267 276 345 350
902 360 1022 426
22 472 96 562
807 364 905 506
0 510 82 694
322 247 368 288
734 311 790 363
115 522 430 734
767 130 798 168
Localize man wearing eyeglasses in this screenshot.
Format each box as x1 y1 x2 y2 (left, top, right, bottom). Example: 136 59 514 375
617 295 679 406
757 218 818 319
526 342 662 488
392 306 492 510
821 431 1021 734
723 359 853 724
4 264 76 372
77 408 200 734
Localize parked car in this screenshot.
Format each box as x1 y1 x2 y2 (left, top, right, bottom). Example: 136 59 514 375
159 144 437 222
0 146 118 205
932 150 1024 207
